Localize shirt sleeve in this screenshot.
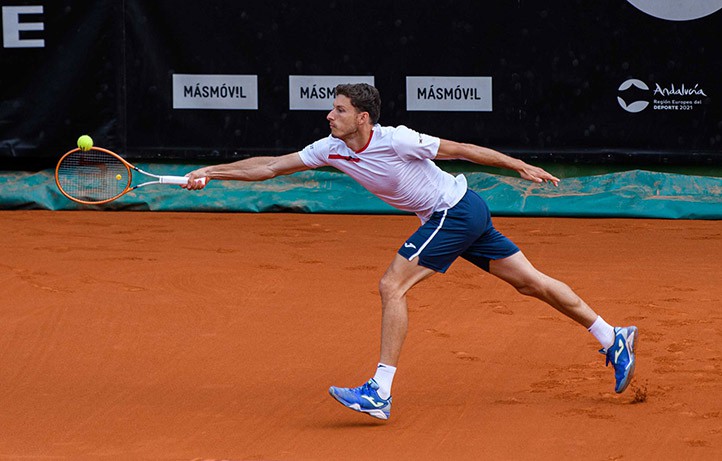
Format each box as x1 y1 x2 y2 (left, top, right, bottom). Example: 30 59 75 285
390 125 441 161
298 137 331 169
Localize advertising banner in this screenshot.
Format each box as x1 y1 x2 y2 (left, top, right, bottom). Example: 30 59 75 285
0 0 120 167
1 1 720 167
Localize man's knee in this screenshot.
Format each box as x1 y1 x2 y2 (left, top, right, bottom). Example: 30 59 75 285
379 255 436 303
378 274 403 301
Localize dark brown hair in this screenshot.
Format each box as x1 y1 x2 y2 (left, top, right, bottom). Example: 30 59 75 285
335 83 381 124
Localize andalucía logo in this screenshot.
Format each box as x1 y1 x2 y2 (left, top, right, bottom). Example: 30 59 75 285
617 79 650 113
617 78 708 113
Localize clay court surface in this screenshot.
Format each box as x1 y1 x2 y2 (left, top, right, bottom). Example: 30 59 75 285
1 210 720 460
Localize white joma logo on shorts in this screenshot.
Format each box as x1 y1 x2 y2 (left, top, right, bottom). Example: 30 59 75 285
404 242 417 249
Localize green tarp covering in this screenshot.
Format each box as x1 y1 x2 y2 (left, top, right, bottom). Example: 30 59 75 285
1 165 720 219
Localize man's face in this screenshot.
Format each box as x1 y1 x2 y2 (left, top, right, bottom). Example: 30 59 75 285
327 95 364 139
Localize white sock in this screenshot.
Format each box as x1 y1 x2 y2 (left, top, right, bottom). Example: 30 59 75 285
588 316 615 350
373 363 396 400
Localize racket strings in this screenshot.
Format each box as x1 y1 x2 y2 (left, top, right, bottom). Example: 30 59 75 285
56 149 130 203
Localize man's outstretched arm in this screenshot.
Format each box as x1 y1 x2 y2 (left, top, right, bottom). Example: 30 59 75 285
436 139 559 186
183 152 310 189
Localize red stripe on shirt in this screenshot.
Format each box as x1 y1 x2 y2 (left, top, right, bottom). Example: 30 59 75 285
328 154 361 163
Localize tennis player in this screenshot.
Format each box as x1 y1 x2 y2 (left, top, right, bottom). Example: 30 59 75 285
184 83 637 420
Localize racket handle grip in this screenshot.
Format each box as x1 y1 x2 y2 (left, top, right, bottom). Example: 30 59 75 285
159 176 207 186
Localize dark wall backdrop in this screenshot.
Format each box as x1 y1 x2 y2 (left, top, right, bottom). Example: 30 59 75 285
1 0 720 168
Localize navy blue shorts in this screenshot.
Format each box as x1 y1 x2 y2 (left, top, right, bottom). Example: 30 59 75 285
398 189 520 273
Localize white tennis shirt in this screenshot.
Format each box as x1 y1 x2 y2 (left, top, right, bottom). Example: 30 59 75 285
298 125 467 222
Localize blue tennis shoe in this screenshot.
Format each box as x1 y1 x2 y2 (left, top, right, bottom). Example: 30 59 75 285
601 326 638 393
329 379 392 420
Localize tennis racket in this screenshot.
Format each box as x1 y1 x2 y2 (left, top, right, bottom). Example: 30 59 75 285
55 146 205 205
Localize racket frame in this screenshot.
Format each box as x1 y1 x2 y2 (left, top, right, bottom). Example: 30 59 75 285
55 147 193 205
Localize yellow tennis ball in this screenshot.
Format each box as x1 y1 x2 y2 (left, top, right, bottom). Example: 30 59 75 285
77 135 93 151
116 174 122 180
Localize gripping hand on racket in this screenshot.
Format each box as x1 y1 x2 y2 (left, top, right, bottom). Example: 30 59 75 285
184 167 211 190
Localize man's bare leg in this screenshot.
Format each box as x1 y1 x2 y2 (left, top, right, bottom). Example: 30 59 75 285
489 251 598 327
